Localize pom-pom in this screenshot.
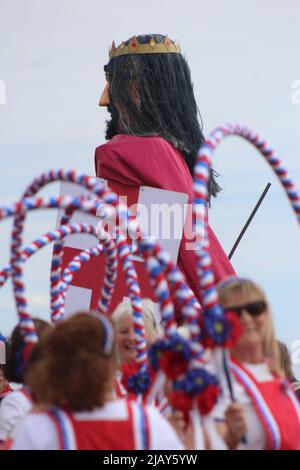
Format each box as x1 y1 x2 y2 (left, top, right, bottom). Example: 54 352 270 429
195 383 220 415
121 361 152 396
172 368 221 416
148 335 191 379
169 391 192 424
200 307 243 348
223 310 243 348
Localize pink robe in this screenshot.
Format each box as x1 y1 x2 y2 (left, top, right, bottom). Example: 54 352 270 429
95 135 235 304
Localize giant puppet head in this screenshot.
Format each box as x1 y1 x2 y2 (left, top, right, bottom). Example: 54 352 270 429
99 34 221 199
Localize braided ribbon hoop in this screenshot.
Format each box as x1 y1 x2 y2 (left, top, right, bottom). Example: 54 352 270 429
0 196 101 290
51 194 106 322
112 215 201 395
7 170 117 322
193 123 300 347
15 171 147 371
125 217 202 342
121 203 205 381
0 220 145 372
4 169 129 348
0 196 99 346
0 194 120 351
51 211 78 322
56 228 118 321
138 239 204 364
58 244 103 311
1 173 148 385
56 232 149 395
56 235 147 368
0 197 110 351
1 223 98 275
0 224 118 323
205 124 300 221
59 240 117 319
193 154 228 347
136 234 221 417
142 253 177 335
130 225 215 412
170 122 300 418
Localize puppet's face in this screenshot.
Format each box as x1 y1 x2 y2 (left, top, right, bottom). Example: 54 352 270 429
99 69 119 139
99 81 110 107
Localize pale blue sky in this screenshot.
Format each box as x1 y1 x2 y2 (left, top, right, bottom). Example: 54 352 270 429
0 0 299 372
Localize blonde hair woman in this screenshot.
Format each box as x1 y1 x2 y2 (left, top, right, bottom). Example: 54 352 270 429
111 298 162 399
112 297 162 365
112 298 191 442
214 277 300 450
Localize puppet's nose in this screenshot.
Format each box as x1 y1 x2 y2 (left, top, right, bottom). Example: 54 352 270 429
99 82 110 107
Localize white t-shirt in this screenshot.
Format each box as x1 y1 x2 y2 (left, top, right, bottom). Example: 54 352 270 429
0 390 32 441
213 362 273 450
10 399 184 450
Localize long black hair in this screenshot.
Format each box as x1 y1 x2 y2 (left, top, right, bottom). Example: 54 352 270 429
104 34 221 199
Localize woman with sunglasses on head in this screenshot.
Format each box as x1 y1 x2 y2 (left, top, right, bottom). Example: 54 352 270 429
214 277 300 450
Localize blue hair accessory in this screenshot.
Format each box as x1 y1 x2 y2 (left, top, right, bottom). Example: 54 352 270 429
91 312 114 355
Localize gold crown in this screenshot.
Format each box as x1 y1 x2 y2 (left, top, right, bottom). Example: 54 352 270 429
109 35 181 59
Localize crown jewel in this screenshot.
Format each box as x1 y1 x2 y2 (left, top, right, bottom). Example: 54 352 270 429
109 35 181 60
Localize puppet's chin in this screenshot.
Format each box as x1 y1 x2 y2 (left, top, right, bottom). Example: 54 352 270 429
105 103 120 140
105 118 117 140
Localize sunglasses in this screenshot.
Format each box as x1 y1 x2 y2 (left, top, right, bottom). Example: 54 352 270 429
224 300 267 317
